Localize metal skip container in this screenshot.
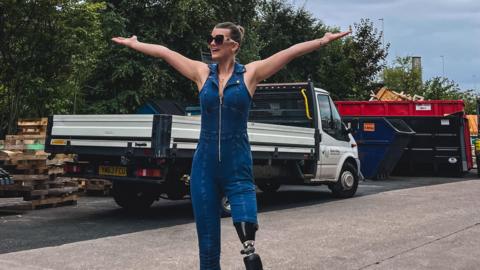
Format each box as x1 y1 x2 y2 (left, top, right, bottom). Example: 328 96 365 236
336 100 473 177
343 117 415 180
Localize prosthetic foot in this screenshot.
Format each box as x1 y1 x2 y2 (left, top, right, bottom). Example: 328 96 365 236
234 222 263 270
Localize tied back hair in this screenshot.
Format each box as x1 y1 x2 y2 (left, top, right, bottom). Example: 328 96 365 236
215 22 244 52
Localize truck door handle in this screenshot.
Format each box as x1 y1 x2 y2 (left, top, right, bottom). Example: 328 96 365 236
135 142 147 147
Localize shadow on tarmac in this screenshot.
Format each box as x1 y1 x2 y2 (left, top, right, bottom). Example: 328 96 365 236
0 171 477 254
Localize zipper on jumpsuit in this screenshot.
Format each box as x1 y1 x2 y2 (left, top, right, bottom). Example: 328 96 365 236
216 71 240 163
217 78 240 163
218 95 222 162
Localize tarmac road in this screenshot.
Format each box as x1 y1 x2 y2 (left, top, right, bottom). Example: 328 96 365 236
0 173 479 270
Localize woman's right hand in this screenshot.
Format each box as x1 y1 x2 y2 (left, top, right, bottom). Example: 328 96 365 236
110 34 208 88
111 35 138 47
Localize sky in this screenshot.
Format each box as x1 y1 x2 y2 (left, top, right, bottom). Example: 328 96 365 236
293 0 480 92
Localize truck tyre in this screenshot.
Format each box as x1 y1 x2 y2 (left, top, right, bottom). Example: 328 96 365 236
328 162 358 198
221 196 231 217
165 168 188 200
112 182 156 211
257 182 281 193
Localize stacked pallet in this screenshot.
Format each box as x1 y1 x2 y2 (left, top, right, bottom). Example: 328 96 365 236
46 153 74 175
1 118 49 173
0 148 49 175
0 118 79 209
46 154 89 193
17 118 48 135
0 174 78 209
46 152 111 196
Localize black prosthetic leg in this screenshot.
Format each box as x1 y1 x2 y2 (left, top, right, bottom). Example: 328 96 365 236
234 222 263 270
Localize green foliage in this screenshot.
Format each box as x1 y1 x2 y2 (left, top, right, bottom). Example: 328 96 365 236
255 3 387 101
423 77 476 114
343 19 389 100
0 0 106 136
383 56 423 95
82 0 261 114
256 0 326 82
383 57 475 114
0 0 425 137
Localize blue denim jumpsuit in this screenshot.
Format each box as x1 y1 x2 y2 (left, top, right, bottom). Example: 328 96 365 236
190 62 258 270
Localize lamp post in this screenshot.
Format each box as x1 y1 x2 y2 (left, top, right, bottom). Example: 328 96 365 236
440 55 445 78
378 18 385 83
474 74 478 93
378 18 385 50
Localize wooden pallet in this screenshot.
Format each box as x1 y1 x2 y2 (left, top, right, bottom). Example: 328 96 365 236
3 135 46 150
0 118 80 208
0 174 79 200
0 174 79 210
18 118 48 126
1 123 48 176
5 134 46 140
28 194 77 210
0 150 49 175
46 154 74 167
71 178 87 192
0 150 48 162
86 179 112 196
1 165 49 175
17 118 48 136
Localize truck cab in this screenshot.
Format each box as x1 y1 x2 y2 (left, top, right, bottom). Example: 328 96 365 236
248 83 360 198
315 88 358 181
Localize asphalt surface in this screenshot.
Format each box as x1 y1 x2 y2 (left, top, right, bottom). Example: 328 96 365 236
0 172 479 269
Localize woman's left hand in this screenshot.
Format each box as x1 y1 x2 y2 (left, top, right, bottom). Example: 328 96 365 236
321 31 351 44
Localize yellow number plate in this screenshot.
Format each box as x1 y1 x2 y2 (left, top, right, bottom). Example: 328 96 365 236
50 139 67 145
99 166 127 177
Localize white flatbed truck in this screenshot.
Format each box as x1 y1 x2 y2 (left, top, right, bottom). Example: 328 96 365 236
45 82 362 212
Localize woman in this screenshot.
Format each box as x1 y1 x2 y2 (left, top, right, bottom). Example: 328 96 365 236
112 22 349 270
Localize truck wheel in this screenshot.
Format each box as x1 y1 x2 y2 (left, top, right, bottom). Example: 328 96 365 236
221 196 231 217
258 182 281 193
328 162 358 198
165 168 188 200
112 182 156 211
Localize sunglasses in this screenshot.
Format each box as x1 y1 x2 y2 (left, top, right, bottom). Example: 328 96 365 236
207 35 235 45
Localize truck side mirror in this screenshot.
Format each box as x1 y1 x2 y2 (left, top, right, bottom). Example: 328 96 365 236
342 127 352 136
342 123 352 135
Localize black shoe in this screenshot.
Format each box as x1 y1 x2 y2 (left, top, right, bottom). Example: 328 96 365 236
244 253 263 270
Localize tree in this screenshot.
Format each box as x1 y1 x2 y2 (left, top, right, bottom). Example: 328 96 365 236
81 0 260 114
383 57 475 114
255 2 387 101
0 0 393 136
342 18 389 100
382 56 423 96
0 0 106 136
423 77 476 114
256 0 327 83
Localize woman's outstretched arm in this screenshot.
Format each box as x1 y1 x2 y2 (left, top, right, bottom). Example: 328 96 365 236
246 31 351 86
112 35 208 88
